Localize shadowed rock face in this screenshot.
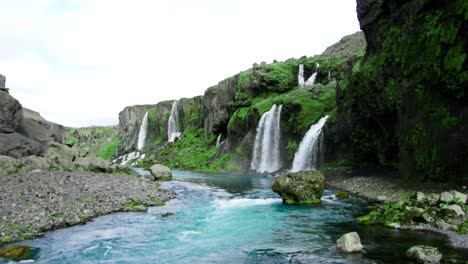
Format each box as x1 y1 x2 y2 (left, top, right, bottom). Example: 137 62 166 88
0 133 45 158
0 90 23 133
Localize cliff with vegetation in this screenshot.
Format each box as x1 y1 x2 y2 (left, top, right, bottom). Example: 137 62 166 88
336 0 467 183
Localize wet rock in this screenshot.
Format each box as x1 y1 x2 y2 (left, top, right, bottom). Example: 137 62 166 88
0 245 32 260
161 212 174 217
415 192 426 202
150 164 172 181
335 191 350 199
426 193 440 205
336 232 364 253
272 171 324 204
406 245 442 264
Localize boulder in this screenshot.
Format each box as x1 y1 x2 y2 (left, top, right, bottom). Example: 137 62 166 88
415 192 426 202
17 156 50 174
272 171 324 204
406 245 442 264
444 204 465 217
0 155 18 175
74 156 113 173
336 232 364 253
45 142 78 170
0 132 45 158
426 193 440 205
0 74 5 88
150 164 172 181
440 192 454 203
449 190 467 204
0 245 33 260
18 114 65 145
0 89 23 133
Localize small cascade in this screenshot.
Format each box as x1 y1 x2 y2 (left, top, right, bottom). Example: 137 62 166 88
328 71 332 82
250 104 283 173
168 101 181 142
137 112 149 151
291 115 329 172
216 134 223 147
305 63 320 86
298 64 305 88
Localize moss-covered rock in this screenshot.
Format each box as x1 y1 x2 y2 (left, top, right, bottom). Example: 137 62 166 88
272 171 325 204
0 245 33 260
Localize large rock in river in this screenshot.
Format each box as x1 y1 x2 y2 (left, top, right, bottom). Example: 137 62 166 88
150 164 172 181
406 245 442 264
336 232 364 253
0 89 23 133
272 171 324 204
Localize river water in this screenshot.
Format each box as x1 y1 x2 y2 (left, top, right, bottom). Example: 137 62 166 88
4 171 466 263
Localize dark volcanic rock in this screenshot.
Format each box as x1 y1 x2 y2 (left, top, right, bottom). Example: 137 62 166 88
0 132 44 158
0 89 23 133
18 109 66 144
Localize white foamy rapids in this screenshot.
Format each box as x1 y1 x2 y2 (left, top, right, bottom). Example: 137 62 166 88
298 64 305 88
291 115 329 172
214 198 282 209
120 151 140 165
168 101 181 143
137 112 149 151
250 104 283 173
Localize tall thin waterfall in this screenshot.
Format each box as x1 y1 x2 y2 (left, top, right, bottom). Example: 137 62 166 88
137 112 149 151
250 104 283 173
216 134 223 147
298 64 305 88
168 101 181 142
305 63 320 86
291 115 329 172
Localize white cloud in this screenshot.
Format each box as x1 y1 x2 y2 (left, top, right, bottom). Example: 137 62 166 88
0 0 360 127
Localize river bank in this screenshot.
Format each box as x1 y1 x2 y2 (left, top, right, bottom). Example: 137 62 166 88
0 171 172 245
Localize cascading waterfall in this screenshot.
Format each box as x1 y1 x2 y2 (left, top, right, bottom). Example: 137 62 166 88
305 63 320 86
216 134 223 147
250 104 283 173
168 101 181 142
298 64 305 88
137 112 149 151
291 115 328 172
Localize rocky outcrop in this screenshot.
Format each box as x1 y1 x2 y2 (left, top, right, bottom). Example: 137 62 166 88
321 31 366 58
18 108 66 145
406 245 442 264
341 0 468 183
150 164 172 181
203 76 238 134
272 171 325 204
0 89 22 133
0 132 45 158
118 104 155 153
336 232 364 253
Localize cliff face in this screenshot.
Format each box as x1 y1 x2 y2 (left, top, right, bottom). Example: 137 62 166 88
341 0 468 182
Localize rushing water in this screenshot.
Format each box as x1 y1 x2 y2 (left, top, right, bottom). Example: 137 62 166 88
5 171 466 264
168 101 181 143
291 116 328 172
305 63 319 86
250 104 283 173
298 64 305 88
137 112 149 151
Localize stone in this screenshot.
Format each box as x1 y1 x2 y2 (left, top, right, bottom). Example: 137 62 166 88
426 193 440 205
0 74 5 88
377 196 387 202
0 89 23 133
0 132 45 158
406 245 442 264
272 171 324 204
445 204 465 217
336 232 364 253
440 192 454 203
18 112 65 145
45 142 78 170
335 191 350 199
17 156 50 174
0 155 18 175
161 212 174 217
449 190 467 204
0 245 32 260
415 192 426 202
150 164 172 181
74 156 113 173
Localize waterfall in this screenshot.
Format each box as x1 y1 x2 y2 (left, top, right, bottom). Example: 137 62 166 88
168 101 181 142
298 64 305 88
250 104 283 173
305 63 320 86
291 115 329 172
328 71 332 82
216 134 223 147
137 112 149 151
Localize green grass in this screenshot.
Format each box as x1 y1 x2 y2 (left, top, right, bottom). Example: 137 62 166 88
98 140 121 160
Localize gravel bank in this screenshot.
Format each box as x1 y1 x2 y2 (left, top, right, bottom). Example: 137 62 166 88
0 171 172 245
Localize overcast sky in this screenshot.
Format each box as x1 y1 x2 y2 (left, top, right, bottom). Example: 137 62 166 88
0 0 360 127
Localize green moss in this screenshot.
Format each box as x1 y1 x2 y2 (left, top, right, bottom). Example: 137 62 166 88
98 140 121 160
0 245 33 260
150 196 165 206
335 191 350 199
